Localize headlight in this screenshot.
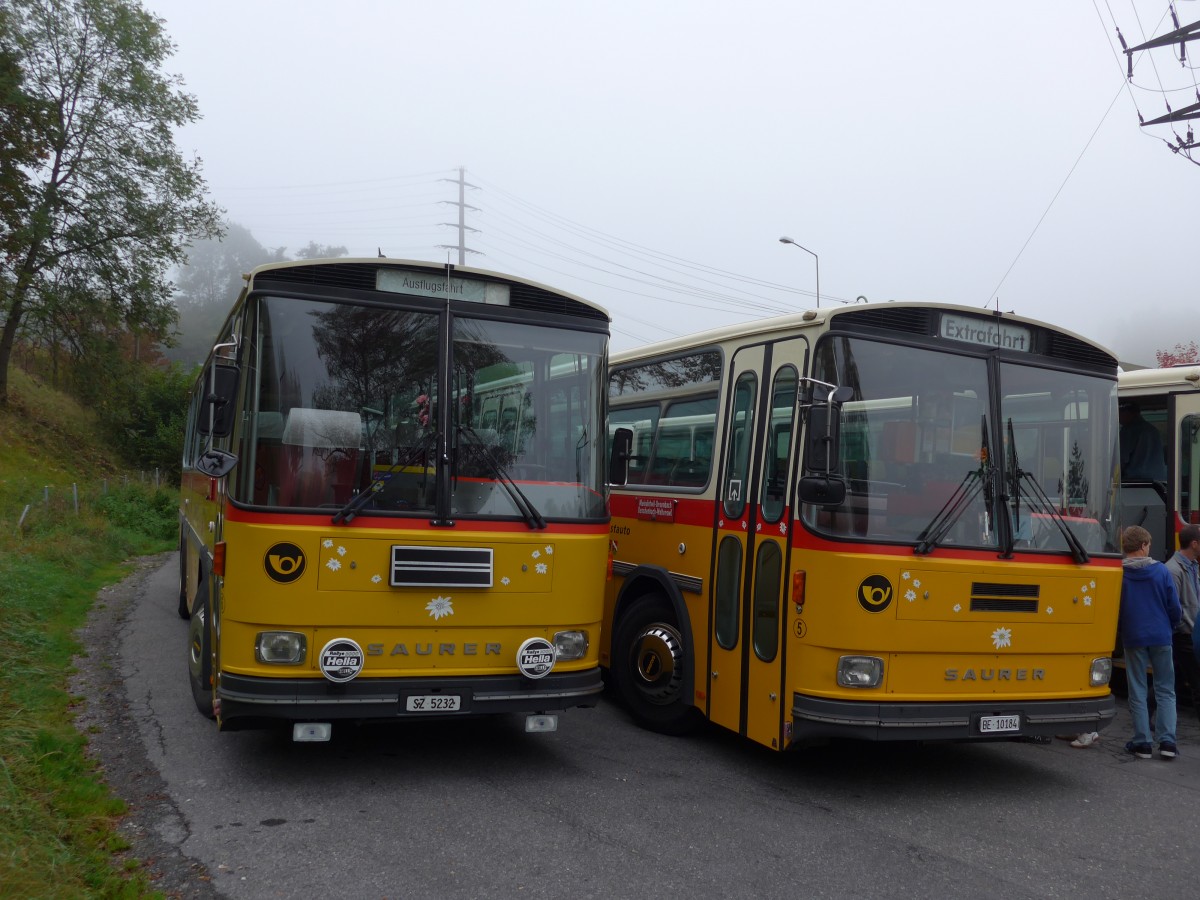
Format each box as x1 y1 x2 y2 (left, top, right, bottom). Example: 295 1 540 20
553 630 589 660
837 655 883 688
256 631 307 664
1090 656 1113 687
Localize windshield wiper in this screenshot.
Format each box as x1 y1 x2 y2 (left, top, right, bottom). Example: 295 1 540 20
331 432 435 525
457 425 546 530
1003 417 1089 564
914 415 993 555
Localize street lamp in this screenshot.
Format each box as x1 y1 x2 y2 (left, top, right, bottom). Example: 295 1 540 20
778 236 820 308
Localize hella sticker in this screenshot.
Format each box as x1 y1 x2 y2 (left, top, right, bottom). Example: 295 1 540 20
516 637 557 680
319 637 364 683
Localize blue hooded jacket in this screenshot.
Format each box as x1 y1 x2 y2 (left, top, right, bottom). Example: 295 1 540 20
1119 556 1182 648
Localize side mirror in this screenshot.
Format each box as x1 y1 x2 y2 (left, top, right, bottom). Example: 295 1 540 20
798 475 846 506
195 448 238 478
609 427 633 486
198 363 240 437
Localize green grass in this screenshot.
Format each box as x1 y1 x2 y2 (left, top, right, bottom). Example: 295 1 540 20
1 368 176 899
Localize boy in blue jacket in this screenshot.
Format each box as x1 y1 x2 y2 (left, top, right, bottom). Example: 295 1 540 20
1120 525 1183 759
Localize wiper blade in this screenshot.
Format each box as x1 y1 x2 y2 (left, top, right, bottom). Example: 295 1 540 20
1015 471 1090 564
914 470 984 555
331 433 434 525
1001 417 1088 563
457 425 546 530
915 414 993 555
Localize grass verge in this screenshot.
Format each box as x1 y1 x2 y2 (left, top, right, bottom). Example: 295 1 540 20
1 368 177 898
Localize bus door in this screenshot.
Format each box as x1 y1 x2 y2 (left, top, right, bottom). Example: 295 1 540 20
1174 391 1200 533
708 340 804 749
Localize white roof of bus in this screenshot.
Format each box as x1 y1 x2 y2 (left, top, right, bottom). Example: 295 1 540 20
610 300 1114 365
1117 365 1200 395
243 257 610 320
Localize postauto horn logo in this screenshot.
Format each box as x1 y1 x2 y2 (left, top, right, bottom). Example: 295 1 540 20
265 542 306 584
858 574 893 613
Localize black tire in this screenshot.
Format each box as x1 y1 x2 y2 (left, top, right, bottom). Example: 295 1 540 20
187 570 216 719
613 595 701 736
176 533 190 620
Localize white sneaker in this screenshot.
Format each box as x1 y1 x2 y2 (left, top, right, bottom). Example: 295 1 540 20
1070 732 1100 748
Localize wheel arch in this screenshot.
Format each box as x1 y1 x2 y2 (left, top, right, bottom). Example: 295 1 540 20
611 564 698 710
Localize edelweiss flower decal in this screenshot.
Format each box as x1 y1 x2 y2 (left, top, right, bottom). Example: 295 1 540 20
953 603 962 613
371 574 382 584
426 596 453 619
323 538 334 549
536 562 548 574
500 576 510 586
905 589 917 602
991 627 1013 649
325 557 342 572
544 545 554 555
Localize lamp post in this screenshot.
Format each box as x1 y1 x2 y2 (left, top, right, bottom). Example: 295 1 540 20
778 236 820 308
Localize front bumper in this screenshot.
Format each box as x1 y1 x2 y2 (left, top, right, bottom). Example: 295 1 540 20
216 668 603 730
792 692 1116 742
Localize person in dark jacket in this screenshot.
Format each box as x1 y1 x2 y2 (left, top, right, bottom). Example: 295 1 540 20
1164 523 1200 717
1119 525 1182 760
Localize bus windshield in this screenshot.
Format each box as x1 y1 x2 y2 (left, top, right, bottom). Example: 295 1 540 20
238 295 607 520
804 335 1119 555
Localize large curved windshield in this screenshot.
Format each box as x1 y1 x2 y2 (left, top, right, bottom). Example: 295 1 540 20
802 334 1119 555
235 296 607 520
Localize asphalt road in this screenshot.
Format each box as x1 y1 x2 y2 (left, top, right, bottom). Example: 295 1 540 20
73 555 1199 899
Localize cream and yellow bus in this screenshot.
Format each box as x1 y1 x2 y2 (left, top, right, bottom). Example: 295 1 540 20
1115 364 1200 558
604 303 1122 750
179 259 613 740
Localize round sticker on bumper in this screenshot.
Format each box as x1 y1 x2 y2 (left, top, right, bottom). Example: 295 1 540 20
319 637 364 683
516 637 557 680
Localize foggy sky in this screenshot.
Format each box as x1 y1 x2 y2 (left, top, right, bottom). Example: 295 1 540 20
141 0 1198 361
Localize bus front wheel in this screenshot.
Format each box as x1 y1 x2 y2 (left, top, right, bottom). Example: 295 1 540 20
614 597 700 736
187 571 216 719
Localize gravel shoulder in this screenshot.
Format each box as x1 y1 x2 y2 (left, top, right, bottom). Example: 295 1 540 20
70 552 222 900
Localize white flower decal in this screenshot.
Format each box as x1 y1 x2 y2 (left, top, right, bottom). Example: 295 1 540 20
991 627 1013 649
905 589 917 602
1089 580 1096 589
779 523 788 536
501 576 510 586
718 518 725 528
544 545 554 555
337 545 347 557
902 571 911 581
371 574 382 584
1084 596 1092 606
536 562 548 575
756 522 762 532
323 538 333 549
426 596 453 619
1046 607 1054 615
532 550 541 559
953 603 962 613
325 558 342 572
912 579 921 589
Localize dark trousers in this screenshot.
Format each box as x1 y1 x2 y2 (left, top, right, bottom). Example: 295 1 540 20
1173 632 1200 712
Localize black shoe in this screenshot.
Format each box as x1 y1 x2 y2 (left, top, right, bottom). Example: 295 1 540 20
1160 742 1178 760
1125 741 1153 759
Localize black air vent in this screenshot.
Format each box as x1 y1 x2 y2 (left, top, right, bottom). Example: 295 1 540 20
256 263 608 321
970 581 1039 613
832 307 935 337
1045 331 1117 369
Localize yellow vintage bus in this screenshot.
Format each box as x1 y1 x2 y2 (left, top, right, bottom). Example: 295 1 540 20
604 303 1122 750
179 259 612 740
